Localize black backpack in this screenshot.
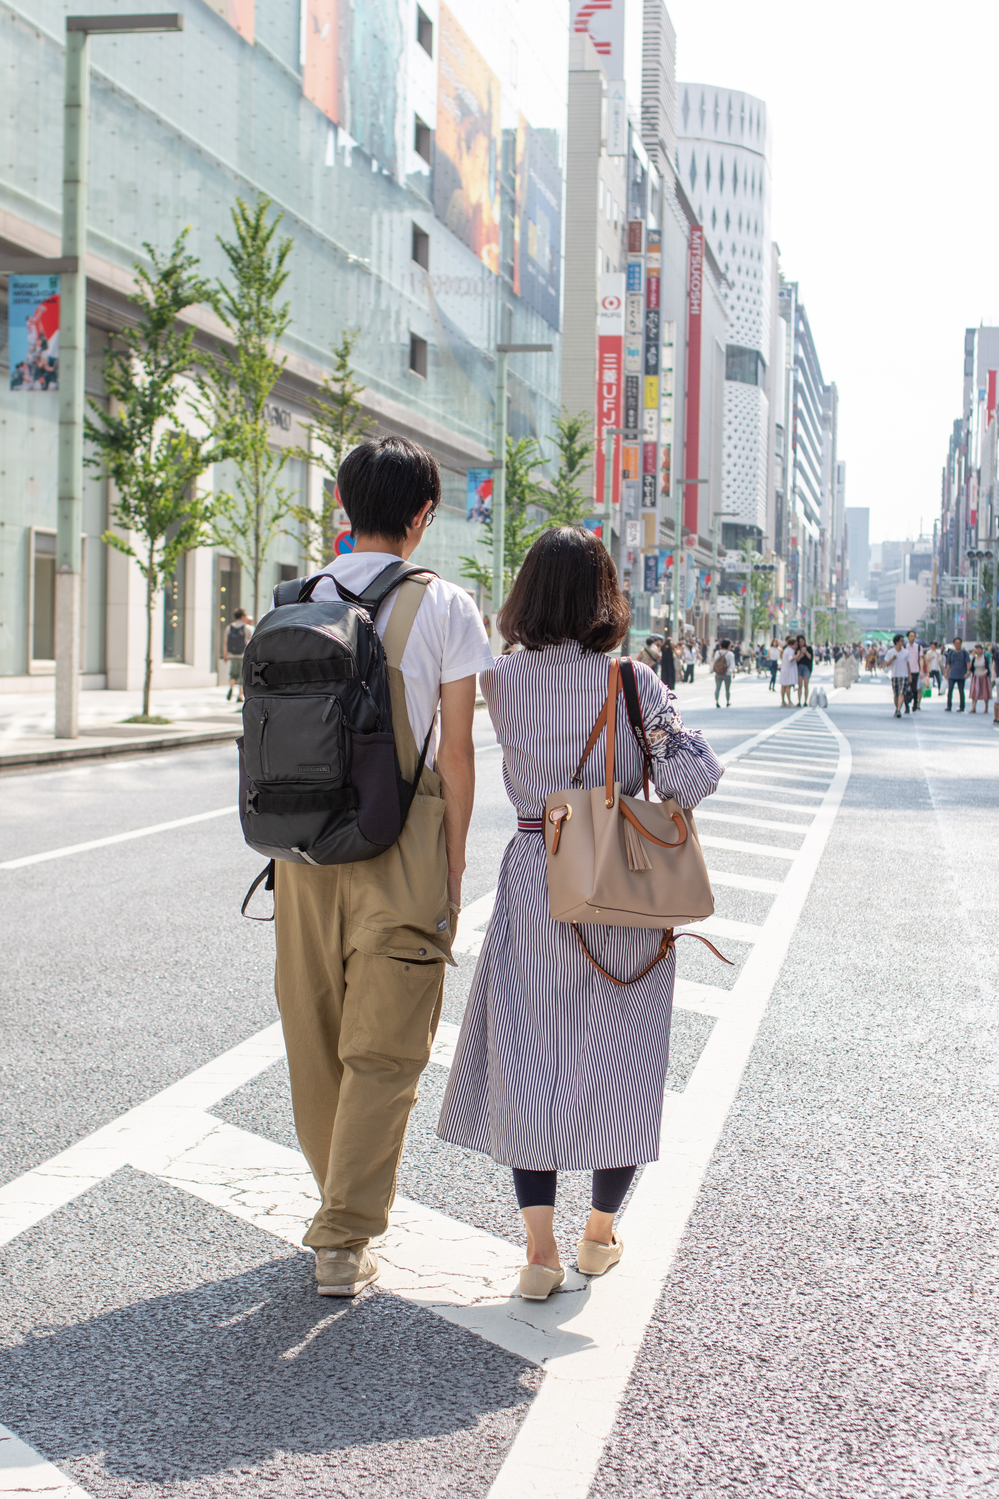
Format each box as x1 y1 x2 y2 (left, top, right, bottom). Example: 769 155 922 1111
237 560 436 915
225 622 247 654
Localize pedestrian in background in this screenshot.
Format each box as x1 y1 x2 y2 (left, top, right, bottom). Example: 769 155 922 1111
682 641 695 683
905 630 923 713
437 525 724 1300
636 635 663 670
794 634 813 706
659 634 676 690
968 643 991 713
713 637 735 707
885 634 909 718
768 637 780 691
926 642 943 694
779 635 797 707
991 645 999 726
223 608 253 703
945 637 970 712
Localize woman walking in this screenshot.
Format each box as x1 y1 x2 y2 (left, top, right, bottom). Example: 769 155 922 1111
968 642 991 713
778 635 797 706
659 634 676 690
794 634 813 706
437 528 723 1299
767 637 780 690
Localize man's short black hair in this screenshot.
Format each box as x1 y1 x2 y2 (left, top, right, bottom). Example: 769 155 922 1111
337 436 440 542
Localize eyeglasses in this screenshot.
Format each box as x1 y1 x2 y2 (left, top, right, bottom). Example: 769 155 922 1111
424 508 436 527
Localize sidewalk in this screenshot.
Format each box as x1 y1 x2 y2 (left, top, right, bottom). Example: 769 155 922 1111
0 686 243 771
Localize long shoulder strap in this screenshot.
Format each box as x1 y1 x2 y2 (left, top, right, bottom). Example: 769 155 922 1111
358 560 437 612
381 575 434 669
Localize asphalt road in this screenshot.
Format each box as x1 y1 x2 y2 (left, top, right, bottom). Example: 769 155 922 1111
1 666 996 1499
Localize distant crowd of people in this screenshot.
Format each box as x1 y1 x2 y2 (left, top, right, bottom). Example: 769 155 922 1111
880 634 997 721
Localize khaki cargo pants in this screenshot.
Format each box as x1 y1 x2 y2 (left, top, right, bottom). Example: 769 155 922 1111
273 579 454 1251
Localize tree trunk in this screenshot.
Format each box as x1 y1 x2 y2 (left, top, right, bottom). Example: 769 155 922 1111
143 549 155 718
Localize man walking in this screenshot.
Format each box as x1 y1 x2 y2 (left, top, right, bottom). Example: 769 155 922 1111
944 636 970 712
905 629 923 712
274 436 493 1297
885 634 909 718
713 637 735 707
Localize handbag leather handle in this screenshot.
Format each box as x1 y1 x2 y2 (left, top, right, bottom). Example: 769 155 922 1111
605 658 620 807
619 800 687 848
571 924 734 987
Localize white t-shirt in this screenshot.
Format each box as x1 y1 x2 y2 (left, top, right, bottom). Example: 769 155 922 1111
311 552 494 759
884 646 907 677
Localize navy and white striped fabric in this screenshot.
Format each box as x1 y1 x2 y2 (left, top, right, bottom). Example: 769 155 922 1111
436 640 724 1172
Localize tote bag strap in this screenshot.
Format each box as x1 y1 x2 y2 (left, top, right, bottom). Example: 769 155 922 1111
571 925 733 987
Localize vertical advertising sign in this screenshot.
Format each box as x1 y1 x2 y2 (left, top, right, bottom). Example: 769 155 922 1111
302 0 338 121
514 117 563 327
596 273 625 511
9 276 60 390
642 229 661 510
684 226 704 534
606 79 628 155
466 469 493 522
435 4 501 273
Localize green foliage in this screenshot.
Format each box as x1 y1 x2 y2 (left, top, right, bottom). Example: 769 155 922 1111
85 229 221 717
977 559 996 641
291 327 376 567
208 197 298 619
540 409 595 528
737 539 774 638
460 435 548 597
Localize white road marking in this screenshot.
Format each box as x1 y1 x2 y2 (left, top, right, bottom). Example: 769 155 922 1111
697 835 797 860
0 806 239 870
694 809 809 834
720 764 833 785
0 1423 91 1499
705 869 782 895
707 793 817 815
691 914 763 944
489 709 852 1499
672 978 730 1016
721 778 826 799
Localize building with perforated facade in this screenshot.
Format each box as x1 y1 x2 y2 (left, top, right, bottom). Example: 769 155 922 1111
676 82 771 540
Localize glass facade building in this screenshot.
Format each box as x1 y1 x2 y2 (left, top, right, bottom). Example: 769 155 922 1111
1 0 568 687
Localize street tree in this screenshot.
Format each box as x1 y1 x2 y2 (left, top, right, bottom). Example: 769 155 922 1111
460 434 547 598
540 409 595 528
291 328 376 568
208 197 297 621
86 230 222 722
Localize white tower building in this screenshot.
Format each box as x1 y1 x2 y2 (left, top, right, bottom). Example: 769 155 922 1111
676 83 772 537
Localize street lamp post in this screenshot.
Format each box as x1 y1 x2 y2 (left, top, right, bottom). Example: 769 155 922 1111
49 12 184 738
492 342 552 627
709 510 739 650
670 478 709 641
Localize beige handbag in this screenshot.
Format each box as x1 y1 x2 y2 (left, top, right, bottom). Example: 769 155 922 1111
543 657 731 985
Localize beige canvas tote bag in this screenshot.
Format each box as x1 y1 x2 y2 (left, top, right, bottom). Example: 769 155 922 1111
543 658 731 985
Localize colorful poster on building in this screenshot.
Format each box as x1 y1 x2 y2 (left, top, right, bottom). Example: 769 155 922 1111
202 0 254 43
683 226 704 533
9 275 59 390
435 4 500 273
303 0 338 123
466 468 493 521
595 274 624 511
513 118 562 329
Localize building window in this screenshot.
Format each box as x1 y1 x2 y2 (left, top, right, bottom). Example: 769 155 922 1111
409 333 428 378
725 344 766 387
31 529 56 662
414 115 432 163
218 556 241 658
416 5 433 54
412 224 430 269
162 555 187 662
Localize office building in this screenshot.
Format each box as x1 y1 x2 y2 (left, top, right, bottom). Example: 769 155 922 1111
1 0 568 690
845 504 869 596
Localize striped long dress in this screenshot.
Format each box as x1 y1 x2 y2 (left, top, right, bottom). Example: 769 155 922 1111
437 640 724 1172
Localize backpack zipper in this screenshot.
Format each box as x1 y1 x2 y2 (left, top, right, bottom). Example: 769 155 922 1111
321 697 335 723
258 706 269 778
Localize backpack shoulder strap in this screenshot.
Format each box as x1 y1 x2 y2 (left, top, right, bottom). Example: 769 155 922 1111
381 575 434 668
358 560 437 613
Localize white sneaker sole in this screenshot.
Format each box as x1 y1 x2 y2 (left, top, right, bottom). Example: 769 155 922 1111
317 1268 380 1297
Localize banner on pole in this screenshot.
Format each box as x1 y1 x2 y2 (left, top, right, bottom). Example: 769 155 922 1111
9 275 59 390
466 468 493 522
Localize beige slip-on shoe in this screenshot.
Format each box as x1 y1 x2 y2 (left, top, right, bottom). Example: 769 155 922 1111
576 1234 624 1277
315 1246 380 1297
519 1263 566 1301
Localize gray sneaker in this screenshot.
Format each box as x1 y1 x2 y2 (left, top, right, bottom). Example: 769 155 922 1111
314 1246 380 1297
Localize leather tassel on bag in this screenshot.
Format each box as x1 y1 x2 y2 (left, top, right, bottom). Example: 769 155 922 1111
623 813 652 872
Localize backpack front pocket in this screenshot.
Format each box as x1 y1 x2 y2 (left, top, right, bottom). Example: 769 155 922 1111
242 696 345 783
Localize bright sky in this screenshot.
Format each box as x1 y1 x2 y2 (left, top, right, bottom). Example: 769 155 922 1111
666 0 999 545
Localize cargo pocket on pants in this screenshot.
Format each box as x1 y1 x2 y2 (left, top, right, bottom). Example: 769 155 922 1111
345 793 452 964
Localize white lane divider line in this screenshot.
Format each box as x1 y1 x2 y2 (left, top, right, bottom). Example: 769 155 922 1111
705 869 782 895
694 810 809 835
707 793 817 816
720 765 833 786
0 806 239 870
0 1423 91 1499
488 707 852 1499
697 835 797 860
721 778 826 800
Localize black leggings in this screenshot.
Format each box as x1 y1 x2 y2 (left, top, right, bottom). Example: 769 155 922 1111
512 1166 637 1216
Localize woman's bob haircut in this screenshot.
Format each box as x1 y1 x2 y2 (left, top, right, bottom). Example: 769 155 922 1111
499 526 630 653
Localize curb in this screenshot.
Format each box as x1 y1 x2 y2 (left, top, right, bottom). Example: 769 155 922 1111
0 726 241 773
